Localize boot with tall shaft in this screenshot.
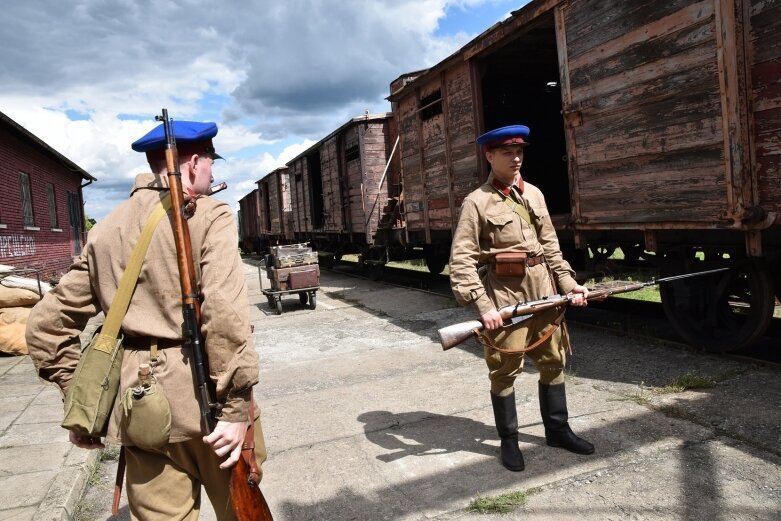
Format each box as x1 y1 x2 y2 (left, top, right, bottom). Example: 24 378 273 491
490 391 525 471
538 382 594 455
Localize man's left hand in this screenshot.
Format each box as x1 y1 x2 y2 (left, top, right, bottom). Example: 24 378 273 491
568 285 589 307
203 420 249 469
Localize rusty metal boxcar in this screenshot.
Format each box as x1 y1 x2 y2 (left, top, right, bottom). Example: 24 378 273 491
383 0 780 351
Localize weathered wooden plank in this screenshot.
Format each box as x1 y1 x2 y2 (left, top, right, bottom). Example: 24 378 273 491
749 0 781 63
575 118 722 165
577 145 724 183
754 80 781 112
754 106 781 136
570 6 715 88
577 89 722 146
570 41 718 105
565 0 702 59
579 166 727 222
576 59 719 115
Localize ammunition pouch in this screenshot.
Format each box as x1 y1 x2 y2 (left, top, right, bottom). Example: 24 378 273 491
121 377 171 450
494 252 528 277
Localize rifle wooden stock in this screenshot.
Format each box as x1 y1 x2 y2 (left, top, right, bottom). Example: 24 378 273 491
157 109 273 521
437 267 732 351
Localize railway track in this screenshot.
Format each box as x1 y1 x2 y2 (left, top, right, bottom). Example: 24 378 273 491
325 260 781 366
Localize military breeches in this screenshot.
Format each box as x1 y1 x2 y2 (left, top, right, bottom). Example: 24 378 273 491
484 325 567 396
125 417 267 521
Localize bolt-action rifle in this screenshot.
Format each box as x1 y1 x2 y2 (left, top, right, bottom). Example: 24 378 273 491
437 267 730 351
157 109 273 521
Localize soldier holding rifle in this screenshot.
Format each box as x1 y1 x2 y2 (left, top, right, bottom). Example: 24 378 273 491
449 124 593 472
26 120 267 520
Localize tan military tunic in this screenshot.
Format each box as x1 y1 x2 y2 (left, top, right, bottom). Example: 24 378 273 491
26 173 259 444
450 172 577 392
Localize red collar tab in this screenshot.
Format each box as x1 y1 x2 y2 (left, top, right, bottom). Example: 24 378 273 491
492 176 524 196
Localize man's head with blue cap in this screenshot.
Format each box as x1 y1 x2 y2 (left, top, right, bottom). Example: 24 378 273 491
476 125 530 185
475 125 530 151
132 120 222 195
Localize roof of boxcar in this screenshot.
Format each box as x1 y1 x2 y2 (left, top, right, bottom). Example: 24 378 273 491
286 112 393 165
0 110 97 182
387 0 553 101
256 166 288 184
238 188 258 202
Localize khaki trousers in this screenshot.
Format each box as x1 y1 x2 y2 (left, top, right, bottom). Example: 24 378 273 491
485 325 567 396
125 418 267 521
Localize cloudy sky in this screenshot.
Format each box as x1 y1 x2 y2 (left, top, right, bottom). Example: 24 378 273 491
1 0 529 220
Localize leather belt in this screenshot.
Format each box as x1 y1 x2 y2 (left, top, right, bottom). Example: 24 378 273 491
122 336 183 349
526 255 545 267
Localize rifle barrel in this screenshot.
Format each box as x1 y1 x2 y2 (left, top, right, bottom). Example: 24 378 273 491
157 109 273 520
437 266 733 350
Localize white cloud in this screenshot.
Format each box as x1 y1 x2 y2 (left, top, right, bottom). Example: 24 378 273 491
1 0 499 219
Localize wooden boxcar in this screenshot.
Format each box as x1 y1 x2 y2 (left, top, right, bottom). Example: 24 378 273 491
237 189 260 253
256 166 293 249
382 0 781 351
287 113 397 264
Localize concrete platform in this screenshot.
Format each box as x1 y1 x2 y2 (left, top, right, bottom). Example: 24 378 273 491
4 258 779 520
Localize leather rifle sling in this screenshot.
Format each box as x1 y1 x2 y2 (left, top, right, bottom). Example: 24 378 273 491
242 394 262 484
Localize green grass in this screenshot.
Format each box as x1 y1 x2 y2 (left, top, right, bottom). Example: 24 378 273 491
468 490 532 514
657 372 717 394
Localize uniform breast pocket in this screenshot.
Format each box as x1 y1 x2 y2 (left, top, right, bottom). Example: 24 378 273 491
485 212 518 247
531 205 549 226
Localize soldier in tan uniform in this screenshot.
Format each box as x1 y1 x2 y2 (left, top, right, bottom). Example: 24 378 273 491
450 125 594 472
26 121 266 520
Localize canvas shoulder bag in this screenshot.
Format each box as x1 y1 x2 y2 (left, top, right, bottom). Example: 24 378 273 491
62 195 172 437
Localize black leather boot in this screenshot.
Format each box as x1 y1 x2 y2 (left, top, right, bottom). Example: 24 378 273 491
539 382 595 455
490 392 525 471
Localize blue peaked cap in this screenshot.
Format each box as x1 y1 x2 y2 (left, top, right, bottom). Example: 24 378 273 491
476 125 530 147
131 120 219 152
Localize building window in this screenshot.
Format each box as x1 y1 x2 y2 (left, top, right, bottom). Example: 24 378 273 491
47 183 59 228
20 172 35 227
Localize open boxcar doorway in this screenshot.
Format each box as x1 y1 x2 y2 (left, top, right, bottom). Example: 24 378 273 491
478 13 570 217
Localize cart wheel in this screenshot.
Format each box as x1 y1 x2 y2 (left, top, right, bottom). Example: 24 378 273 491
309 292 317 310
266 295 275 308
299 292 308 305
275 298 283 315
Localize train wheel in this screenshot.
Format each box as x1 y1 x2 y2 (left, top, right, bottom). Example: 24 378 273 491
299 292 308 305
309 292 317 310
425 255 447 275
367 263 384 281
275 298 283 315
319 254 335 269
659 260 775 352
773 257 781 303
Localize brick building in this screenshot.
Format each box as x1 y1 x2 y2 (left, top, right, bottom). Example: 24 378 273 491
0 111 96 281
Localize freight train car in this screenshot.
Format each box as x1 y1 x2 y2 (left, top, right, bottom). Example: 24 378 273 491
255 166 293 250
378 0 780 352
237 188 260 254
286 113 397 266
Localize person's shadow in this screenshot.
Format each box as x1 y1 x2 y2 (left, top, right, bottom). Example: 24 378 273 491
357 410 541 463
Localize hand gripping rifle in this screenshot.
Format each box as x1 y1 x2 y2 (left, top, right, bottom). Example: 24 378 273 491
437 267 731 350
157 109 273 521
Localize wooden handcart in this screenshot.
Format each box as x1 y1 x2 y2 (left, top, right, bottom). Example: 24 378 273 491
259 244 320 315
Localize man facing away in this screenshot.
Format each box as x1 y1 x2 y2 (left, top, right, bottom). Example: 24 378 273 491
449 124 594 472
26 120 266 520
